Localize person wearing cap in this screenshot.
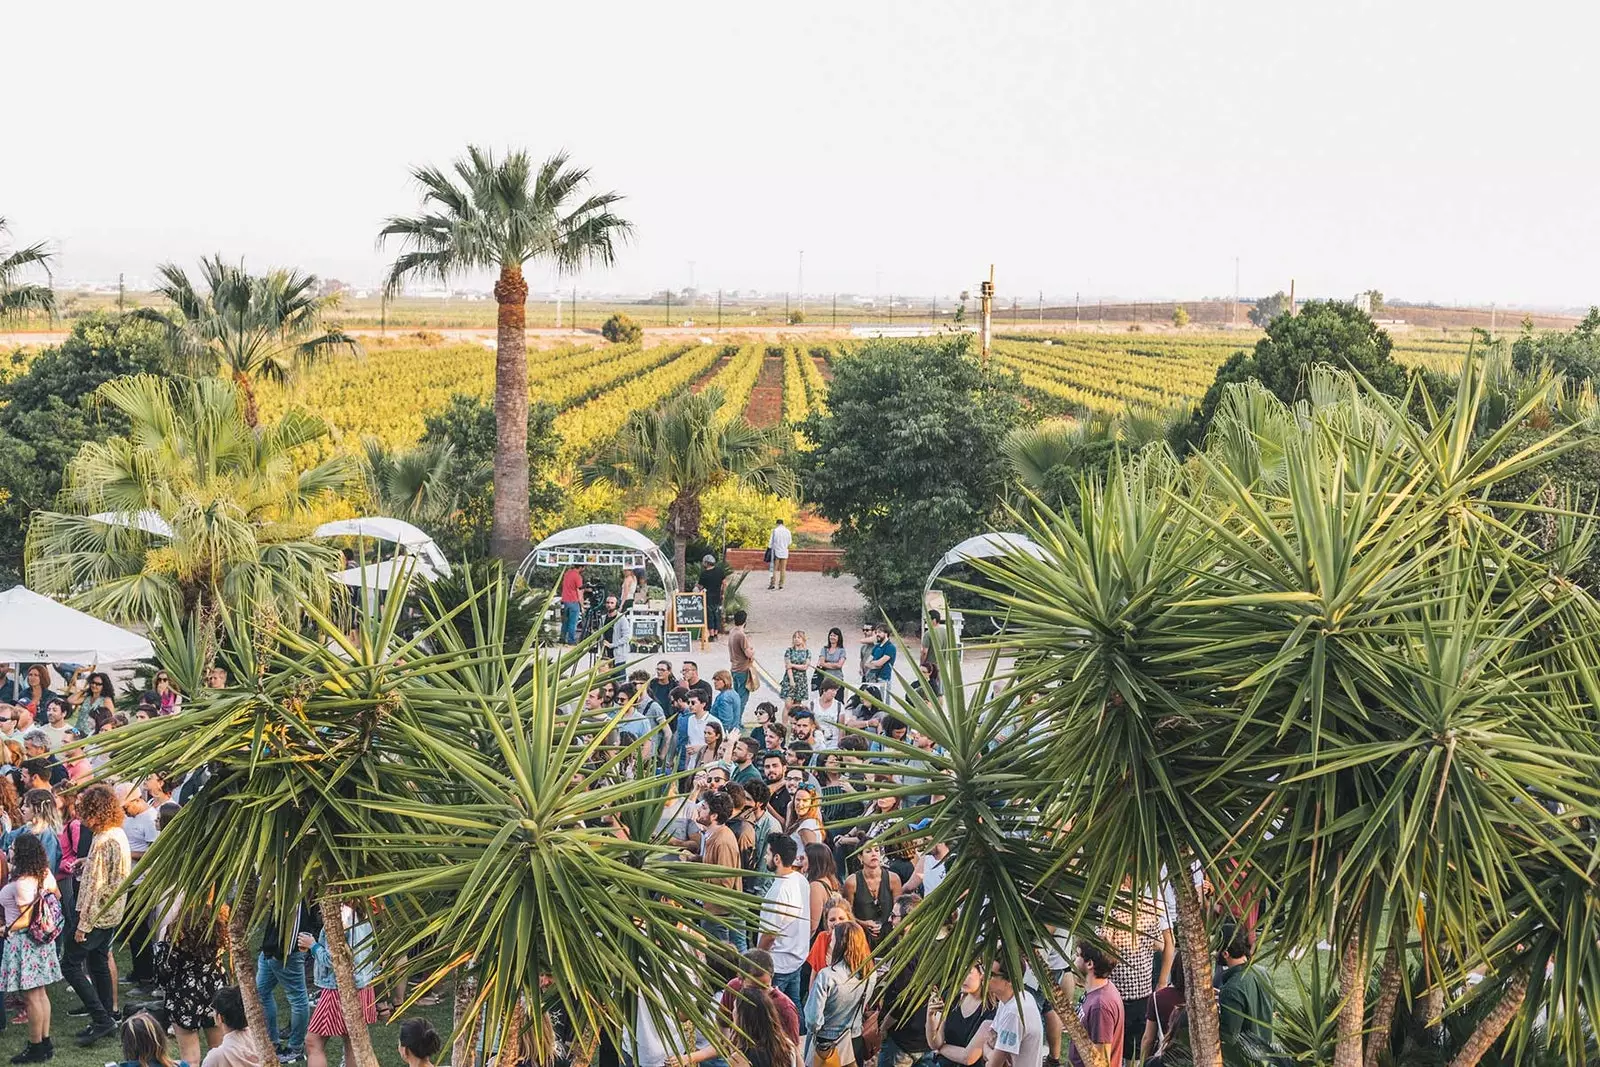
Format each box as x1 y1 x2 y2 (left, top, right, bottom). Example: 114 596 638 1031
698 554 728 639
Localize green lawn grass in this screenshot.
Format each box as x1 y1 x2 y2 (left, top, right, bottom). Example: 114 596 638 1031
14 949 456 1067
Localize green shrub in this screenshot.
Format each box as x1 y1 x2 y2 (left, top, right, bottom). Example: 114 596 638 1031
601 312 643 344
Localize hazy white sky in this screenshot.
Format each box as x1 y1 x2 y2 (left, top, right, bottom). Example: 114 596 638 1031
5 0 1597 307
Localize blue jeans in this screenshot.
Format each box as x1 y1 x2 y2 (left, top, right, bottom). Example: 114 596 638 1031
561 601 581 644
257 950 310 1053
731 670 752 712
701 916 748 952
773 966 803 1008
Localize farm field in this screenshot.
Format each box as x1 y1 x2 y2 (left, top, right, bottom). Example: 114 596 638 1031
259 328 1494 465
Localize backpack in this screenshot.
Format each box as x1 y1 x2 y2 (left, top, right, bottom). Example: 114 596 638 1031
27 888 63 945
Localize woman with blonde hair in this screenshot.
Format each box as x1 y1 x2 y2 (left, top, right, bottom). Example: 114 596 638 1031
118 1010 185 1067
802 920 876 1066
786 785 824 851
780 631 812 708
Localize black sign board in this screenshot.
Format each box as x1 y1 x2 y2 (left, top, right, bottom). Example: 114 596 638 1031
663 630 693 654
673 592 707 629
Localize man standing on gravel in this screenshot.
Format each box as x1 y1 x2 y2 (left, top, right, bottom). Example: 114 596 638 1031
766 519 792 590
727 611 756 711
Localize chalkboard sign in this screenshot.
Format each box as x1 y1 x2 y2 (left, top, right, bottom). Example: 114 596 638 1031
673 592 707 629
631 615 661 639
663 630 693 654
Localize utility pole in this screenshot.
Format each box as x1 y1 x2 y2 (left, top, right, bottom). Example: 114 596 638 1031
117 272 125 313
1232 257 1240 327
1289 278 1296 317
1075 291 1080 324
979 266 995 367
666 288 672 325
798 251 805 316
930 294 937 327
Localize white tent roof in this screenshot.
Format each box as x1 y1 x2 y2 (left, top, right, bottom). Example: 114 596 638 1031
314 517 451 576
88 510 174 539
524 523 677 597
330 558 441 592
924 532 1048 600
0 586 155 663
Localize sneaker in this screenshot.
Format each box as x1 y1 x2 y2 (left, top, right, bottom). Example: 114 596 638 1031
74 1022 116 1046
64 1005 91 1018
9 1041 49 1064
277 1052 302 1064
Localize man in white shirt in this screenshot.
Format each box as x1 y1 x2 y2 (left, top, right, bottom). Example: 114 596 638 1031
756 833 809 1007
766 519 792 590
987 962 1047 1067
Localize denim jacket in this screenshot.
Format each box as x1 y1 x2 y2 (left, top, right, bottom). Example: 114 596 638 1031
310 917 376 991
803 962 877 1045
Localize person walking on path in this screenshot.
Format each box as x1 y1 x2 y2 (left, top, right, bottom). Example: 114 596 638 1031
727 612 756 711
767 520 792 590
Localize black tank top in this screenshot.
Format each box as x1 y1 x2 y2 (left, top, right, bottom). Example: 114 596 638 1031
852 868 894 944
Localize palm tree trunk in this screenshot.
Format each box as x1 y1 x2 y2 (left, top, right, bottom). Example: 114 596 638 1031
1364 940 1405 1067
495 1000 527 1067
1333 926 1370 1067
233 369 261 428
1172 871 1223 1067
1446 971 1527 1067
1043 978 1107 1067
452 972 481 1067
319 899 380 1067
227 883 279 1065
490 264 531 564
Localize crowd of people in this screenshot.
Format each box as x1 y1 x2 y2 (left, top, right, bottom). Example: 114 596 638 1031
571 590 1275 1067
0 661 452 1067
0 548 1277 1067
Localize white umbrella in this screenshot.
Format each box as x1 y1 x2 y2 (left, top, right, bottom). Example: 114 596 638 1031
0 586 155 663
329 558 440 592
87 510 174 538
314 517 452 576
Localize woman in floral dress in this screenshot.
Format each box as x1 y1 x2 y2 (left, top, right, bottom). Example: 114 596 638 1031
780 631 812 708
0 834 62 1063
154 899 229 1066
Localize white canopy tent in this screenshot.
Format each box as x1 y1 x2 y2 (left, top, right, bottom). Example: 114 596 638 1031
87 510 175 539
0 586 155 663
329 558 442 593
519 523 678 599
923 532 1049 603
922 532 1049 643
313 518 451 577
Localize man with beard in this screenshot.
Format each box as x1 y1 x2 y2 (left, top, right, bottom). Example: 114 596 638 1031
681 661 714 708
761 751 792 822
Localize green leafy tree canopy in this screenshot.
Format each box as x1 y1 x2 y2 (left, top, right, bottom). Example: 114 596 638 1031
801 335 1023 623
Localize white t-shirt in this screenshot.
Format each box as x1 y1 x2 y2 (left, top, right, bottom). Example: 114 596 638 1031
920 850 947 897
992 993 1045 1067
629 992 691 1067
760 870 810 974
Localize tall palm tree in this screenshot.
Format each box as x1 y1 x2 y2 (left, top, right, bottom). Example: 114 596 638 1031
0 217 54 320
583 387 796 583
24 373 353 621
379 146 632 563
135 256 361 426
